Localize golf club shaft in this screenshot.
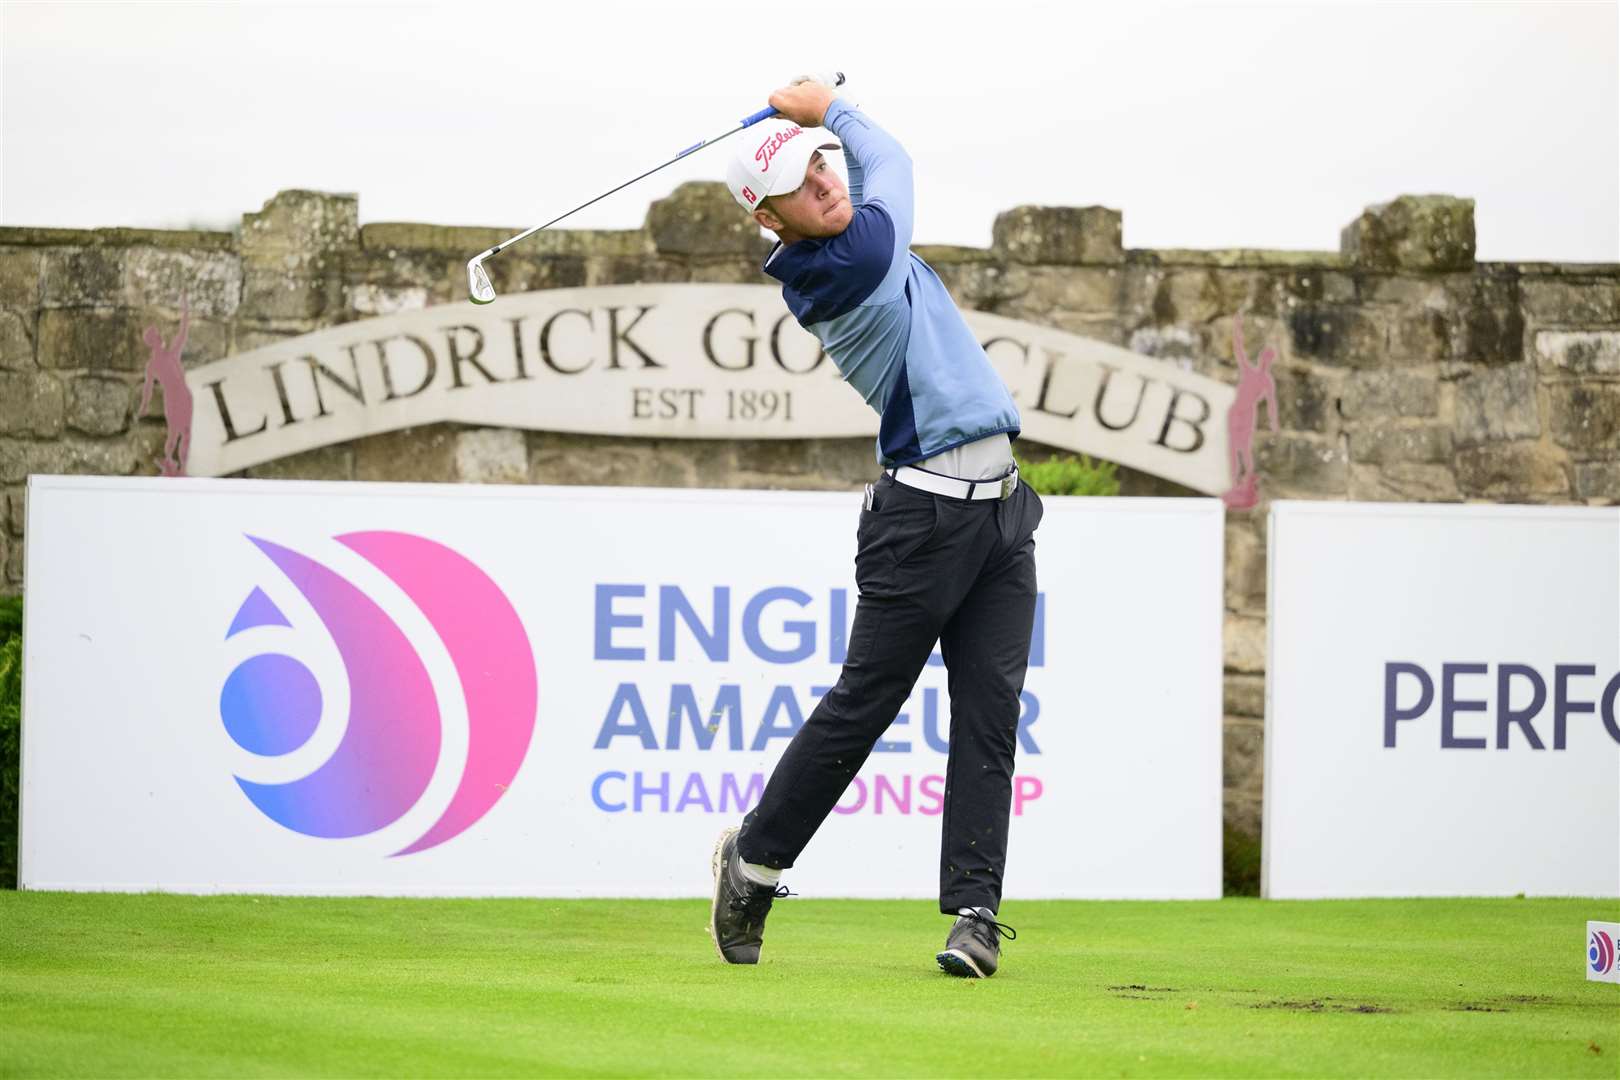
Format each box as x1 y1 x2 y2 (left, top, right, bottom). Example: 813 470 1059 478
475 73 845 262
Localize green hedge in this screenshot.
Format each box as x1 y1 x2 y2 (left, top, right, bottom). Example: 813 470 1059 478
1 595 20 889
1016 453 1121 497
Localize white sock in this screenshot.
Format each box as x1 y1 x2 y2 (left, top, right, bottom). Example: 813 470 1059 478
958 906 994 920
740 860 782 886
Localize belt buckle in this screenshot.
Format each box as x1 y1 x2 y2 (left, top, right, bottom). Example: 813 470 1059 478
999 472 1016 500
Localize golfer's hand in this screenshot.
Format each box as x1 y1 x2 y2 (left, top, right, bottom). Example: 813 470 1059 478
769 81 836 128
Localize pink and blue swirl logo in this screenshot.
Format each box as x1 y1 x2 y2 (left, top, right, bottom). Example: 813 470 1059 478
220 531 537 855
1592 930 1616 976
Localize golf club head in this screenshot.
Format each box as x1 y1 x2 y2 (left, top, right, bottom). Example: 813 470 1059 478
467 258 496 305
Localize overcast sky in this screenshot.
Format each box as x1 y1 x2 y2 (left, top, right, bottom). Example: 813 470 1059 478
2 0 1616 262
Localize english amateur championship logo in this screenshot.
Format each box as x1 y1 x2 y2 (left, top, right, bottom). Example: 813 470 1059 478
1590 925 1617 979
220 531 536 854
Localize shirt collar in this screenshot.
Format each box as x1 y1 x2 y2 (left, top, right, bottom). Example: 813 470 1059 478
761 236 826 283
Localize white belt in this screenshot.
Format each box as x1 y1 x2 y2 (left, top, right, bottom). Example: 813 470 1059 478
889 465 1019 501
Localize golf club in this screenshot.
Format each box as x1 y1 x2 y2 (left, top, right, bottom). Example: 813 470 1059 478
467 72 846 304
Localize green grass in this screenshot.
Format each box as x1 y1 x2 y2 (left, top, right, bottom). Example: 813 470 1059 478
2 894 1616 1077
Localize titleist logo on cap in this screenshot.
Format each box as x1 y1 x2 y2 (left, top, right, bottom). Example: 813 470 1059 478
755 125 803 173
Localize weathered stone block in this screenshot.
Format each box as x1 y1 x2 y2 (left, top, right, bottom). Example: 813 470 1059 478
1270 366 1337 432
0 249 42 307
1156 270 1225 324
1574 462 1619 503
1225 672 1265 719
346 248 454 293
1520 279 1620 323
1455 442 1569 498
1321 271 1359 303
686 257 771 285
120 248 242 319
1338 370 1438 420
1536 330 1620 375
1455 365 1540 446
584 255 687 288
1351 423 1452 466
40 247 126 307
37 309 144 372
1348 463 1462 502
683 439 743 488
807 438 875 489
1223 720 1265 795
240 190 360 268
646 182 771 259
1387 307 1450 363
932 260 1029 311
68 376 133 436
992 206 1123 266
1021 267 1119 315
454 427 527 484
1279 269 1327 304
346 283 428 317
1443 274 1523 365
1118 266 1166 326
1254 434 1349 495
1547 384 1620 452
1341 195 1475 271
1224 791 1262 838
1113 465 1202 498
1225 519 1266 615
231 327 298 354
0 440 25 483
3 530 18 585
3 487 22 538
353 424 456 483
239 269 339 322
529 437 694 488
1285 304 1388 368
0 310 33 370
1224 613 1266 674
0 435 143 481
0 370 65 437
477 254 589 299
1126 324 1200 362
732 439 818 477
1360 274 1454 308
241 444 354 482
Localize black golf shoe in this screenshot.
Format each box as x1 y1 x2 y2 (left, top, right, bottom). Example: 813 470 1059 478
936 907 1016 978
708 826 790 964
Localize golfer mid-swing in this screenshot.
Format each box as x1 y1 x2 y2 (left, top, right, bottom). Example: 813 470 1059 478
708 78 1042 978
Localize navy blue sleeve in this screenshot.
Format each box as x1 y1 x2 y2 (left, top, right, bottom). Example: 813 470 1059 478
781 204 897 325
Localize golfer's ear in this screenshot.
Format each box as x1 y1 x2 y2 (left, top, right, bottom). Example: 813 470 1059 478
753 207 781 231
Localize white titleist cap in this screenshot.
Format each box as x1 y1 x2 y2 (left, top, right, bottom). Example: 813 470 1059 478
726 116 841 213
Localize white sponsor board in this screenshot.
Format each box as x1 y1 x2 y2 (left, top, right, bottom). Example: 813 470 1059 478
21 476 1224 898
1265 501 1620 899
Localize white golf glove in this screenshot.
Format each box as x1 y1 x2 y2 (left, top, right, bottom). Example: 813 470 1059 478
789 72 854 112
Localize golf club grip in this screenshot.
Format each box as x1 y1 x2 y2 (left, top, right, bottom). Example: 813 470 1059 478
740 72 845 128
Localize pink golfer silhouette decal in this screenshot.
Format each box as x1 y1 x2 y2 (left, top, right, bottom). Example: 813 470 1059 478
1222 317 1279 510
139 299 194 477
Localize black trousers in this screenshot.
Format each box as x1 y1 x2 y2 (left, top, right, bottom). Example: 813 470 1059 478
738 472 1043 914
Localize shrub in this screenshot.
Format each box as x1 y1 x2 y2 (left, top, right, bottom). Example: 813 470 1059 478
0 594 19 889
1016 453 1121 497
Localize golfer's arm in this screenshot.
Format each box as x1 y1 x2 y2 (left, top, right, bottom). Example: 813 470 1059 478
824 99 914 247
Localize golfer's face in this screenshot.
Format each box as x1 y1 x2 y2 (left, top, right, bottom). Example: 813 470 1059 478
773 152 852 238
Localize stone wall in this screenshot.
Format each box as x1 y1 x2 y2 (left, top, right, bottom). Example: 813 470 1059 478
2 186 1616 843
